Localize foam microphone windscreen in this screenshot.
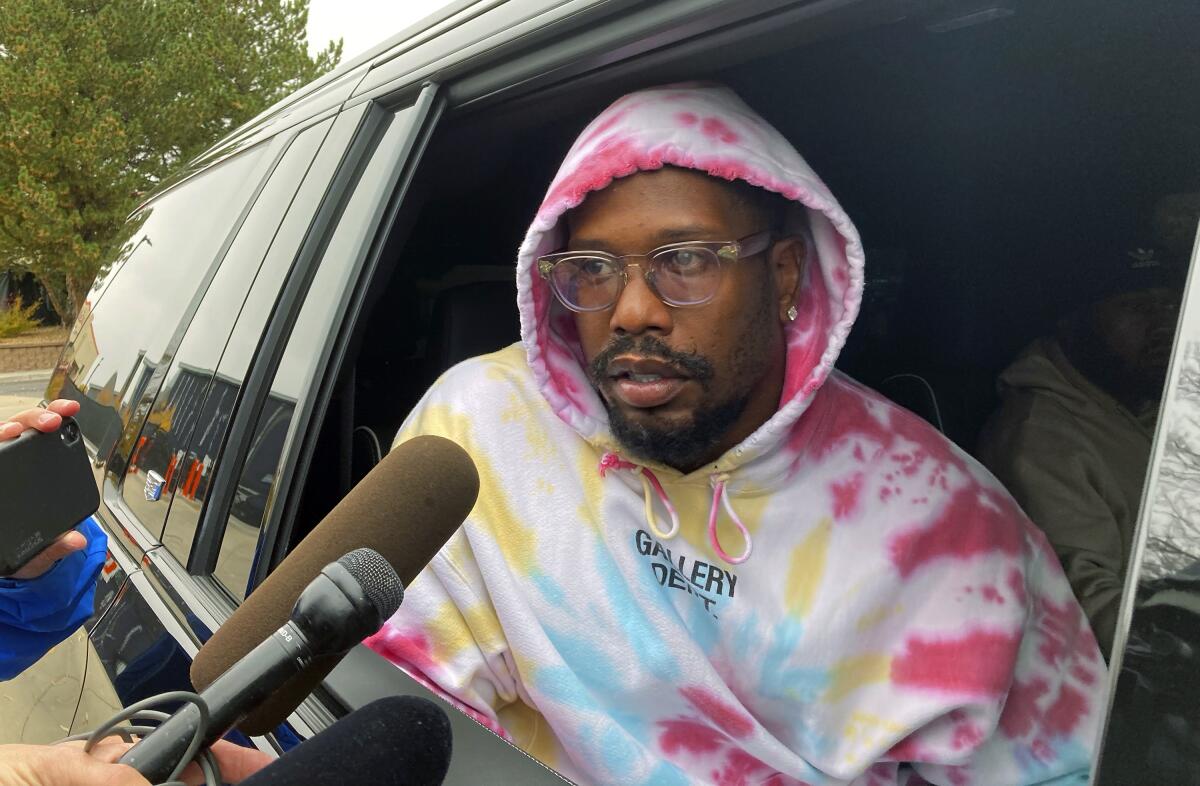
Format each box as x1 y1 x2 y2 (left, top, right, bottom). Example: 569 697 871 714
239 695 453 786
190 435 479 735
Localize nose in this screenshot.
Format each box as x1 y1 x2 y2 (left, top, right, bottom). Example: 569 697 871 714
608 262 673 336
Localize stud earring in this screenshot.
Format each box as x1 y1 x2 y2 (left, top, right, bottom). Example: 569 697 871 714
786 305 798 321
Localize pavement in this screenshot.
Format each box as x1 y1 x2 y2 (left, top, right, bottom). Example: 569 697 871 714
0 369 52 420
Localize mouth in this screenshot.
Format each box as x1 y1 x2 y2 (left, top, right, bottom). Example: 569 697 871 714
605 356 690 409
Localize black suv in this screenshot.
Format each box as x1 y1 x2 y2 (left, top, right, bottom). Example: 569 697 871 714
5 0 1200 783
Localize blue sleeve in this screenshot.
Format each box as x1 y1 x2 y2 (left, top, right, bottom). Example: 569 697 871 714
0 517 108 680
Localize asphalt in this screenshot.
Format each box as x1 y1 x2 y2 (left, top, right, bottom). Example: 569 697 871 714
0 369 53 419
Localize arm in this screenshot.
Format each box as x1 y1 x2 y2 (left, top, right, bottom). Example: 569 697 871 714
0 400 109 681
0 517 107 680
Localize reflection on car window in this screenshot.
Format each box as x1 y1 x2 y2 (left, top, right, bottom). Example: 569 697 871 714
48 146 269 465
119 122 330 556
1101 283 1200 782
215 104 425 597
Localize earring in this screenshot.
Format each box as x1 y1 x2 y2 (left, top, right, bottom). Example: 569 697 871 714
786 305 798 322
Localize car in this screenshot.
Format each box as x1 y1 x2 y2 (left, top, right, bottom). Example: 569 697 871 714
3 0 1198 782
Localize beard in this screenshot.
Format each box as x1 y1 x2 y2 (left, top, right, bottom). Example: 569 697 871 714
586 328 772 472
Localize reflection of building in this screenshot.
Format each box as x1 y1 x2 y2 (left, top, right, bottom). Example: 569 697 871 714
60 300 100 386
128 363 295 525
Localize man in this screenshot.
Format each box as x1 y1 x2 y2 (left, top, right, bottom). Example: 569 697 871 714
0 399 108 680
978 197 1195 657
367 84 1103 785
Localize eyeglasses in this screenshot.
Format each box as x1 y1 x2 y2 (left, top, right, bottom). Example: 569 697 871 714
536 230 774 313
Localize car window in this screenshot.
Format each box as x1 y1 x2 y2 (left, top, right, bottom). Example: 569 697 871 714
114 120 332 553
156 110 366 576
208 93 437 600
48 145 272 465
1097 222 1200 783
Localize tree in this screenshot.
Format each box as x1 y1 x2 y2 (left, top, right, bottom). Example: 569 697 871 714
0 0 342 324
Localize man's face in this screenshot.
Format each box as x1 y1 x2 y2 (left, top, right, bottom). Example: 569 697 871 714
1092 287 1180 380
566 168 801 472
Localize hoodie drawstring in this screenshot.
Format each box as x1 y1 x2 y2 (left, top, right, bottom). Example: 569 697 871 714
599 453 752 564
708 474 752 564
599 453 679 539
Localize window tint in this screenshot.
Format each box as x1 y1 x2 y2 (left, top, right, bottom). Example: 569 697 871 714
152 105 371 595
212 98 433 599
48 145 270 464
118 121 330 554
1098 225 1200 784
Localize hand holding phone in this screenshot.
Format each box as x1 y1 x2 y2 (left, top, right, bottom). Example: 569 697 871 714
0 399 91 579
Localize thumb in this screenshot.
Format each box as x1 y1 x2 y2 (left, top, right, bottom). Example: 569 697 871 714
8 530 88 580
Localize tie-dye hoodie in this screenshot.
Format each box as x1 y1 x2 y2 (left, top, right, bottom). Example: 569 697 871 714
366 84 1104 786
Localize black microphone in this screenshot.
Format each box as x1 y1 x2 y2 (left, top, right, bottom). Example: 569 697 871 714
119 548 404 783
239 695 453 786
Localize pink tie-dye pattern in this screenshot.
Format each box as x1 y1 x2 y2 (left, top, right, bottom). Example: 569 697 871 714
365 626 514 742
522 85 864 446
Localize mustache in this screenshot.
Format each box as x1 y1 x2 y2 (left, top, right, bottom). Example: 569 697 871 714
586 335 715 384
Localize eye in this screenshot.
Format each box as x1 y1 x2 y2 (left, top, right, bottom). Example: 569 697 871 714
663 248 710 275
578 257 614 278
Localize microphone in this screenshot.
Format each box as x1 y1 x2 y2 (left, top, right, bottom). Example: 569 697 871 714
239 695 453 786
192 434 479 735
119 548 404 783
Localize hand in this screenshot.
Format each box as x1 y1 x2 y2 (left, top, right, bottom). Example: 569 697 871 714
0 742 149 786
82 737 274 785
0 737 275 786
1 399 87 580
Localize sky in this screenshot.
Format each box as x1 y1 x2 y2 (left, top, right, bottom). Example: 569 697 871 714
306 0 458 61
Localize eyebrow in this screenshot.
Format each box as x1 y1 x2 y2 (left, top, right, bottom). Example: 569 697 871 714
568 226 728 253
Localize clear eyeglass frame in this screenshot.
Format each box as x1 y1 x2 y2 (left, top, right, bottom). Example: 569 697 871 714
536 230 774 313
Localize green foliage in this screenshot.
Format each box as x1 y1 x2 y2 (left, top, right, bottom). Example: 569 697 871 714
0 0 342 324
0 295 42 338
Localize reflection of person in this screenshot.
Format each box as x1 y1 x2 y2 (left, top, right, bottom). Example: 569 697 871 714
0 737 270 785
0 399 108 680
368 85 1103 785
978 195 1196 657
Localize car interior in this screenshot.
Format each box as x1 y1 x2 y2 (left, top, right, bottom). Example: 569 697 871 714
283 0 1200 628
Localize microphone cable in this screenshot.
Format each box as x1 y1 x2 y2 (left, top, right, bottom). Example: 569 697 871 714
55 690 227 786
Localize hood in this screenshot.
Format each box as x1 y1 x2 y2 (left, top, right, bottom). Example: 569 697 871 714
516 83 865 468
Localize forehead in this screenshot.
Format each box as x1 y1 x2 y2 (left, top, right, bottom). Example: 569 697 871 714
566 168 745 236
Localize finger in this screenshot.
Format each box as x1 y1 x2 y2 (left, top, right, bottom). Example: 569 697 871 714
8 530 87 579
0 420 21 441
177 740 274 785
5 406 63 434
46 399 81 417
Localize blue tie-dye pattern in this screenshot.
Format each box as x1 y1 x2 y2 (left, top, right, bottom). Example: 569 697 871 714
531 570 567 607
1010 737 1093 784
593 537 680 680
639 760 692 786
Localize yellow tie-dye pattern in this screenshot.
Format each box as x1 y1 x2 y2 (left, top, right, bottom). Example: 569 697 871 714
856 603 904 632
398 400 539 576
785 517 832 617
574 442 606 536
425 601 476 661
498 700 562 767
840 711 907 769
824 654 892 703
462 602 506 651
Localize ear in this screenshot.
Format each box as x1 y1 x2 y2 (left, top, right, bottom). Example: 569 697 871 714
769 235 806 323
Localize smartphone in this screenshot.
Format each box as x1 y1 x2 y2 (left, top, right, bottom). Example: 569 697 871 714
0 416 101 576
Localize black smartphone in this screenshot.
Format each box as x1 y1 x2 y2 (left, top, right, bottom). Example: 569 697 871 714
0 416 101 576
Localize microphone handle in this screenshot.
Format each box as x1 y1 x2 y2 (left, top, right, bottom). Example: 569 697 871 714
119 622 313 782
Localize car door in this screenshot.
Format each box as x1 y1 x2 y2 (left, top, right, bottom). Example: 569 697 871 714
1095 223 1200 784
67 102 376 742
